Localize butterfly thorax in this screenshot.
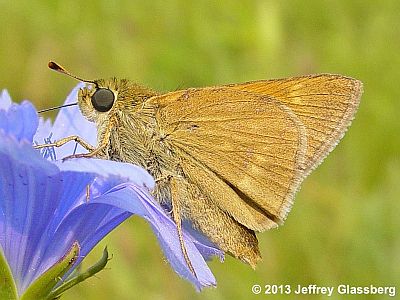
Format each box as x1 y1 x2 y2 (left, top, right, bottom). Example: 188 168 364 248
100 110 176 173
84 83 183 205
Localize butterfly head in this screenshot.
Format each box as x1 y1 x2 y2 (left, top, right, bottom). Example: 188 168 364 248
48 61 157 123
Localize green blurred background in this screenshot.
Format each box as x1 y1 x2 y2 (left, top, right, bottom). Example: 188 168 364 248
1 1 399 299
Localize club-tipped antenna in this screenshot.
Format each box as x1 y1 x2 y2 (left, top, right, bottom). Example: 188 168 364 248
48 61 97 85
38 102 78 113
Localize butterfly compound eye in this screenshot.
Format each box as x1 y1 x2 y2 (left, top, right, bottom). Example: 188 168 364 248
91 88 115 112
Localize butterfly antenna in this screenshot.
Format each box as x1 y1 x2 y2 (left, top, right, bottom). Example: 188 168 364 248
37 102 79 113
48 61 97 85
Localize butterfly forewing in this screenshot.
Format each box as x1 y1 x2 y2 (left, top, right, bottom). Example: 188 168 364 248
226 74 362 175
149 88 307 231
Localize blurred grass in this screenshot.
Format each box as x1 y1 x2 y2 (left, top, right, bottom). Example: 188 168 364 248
1 1 399 299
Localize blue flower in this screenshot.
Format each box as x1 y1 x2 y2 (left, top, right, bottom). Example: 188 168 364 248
0 87 223 298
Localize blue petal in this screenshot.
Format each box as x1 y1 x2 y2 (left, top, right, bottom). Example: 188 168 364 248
0 101 38 142
0 132 65 293
28 201 130 290
0 133 133 293
54 158 155 190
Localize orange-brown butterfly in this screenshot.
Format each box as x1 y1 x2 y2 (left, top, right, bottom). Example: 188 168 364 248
37 62 362 275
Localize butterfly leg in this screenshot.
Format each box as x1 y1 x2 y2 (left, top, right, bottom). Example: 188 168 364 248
62 118 116 160
170 177 197 278
34 134 104 161
34 135 95 152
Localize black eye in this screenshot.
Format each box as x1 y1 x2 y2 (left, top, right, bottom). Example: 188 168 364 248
91 88 115 112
